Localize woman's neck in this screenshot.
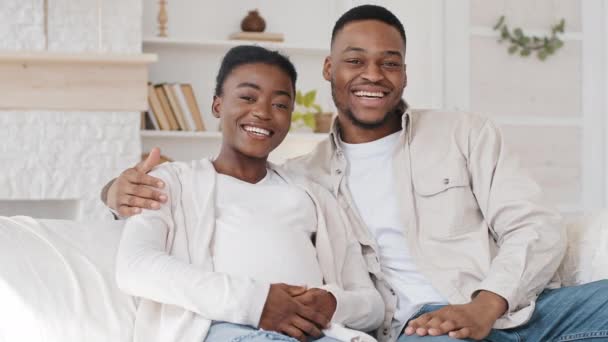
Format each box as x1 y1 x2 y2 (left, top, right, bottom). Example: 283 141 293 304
212 146 268 184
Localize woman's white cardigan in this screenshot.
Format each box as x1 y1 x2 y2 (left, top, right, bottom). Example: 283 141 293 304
116 159 384 342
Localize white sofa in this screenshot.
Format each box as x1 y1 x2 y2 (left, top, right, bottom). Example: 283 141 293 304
0 214 607 342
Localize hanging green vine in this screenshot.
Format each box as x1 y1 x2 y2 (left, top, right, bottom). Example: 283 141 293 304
493 16 566 61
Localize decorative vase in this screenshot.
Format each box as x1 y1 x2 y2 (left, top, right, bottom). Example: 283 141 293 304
157 0 168 37
241 10 266 32
314 112 334 133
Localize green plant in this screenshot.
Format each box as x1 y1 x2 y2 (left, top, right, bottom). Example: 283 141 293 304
291 90 322 130
493 16 566 61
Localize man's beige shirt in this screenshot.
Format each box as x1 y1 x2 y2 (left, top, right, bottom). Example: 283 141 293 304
283 107 566 342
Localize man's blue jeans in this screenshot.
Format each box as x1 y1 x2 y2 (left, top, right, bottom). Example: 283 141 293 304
397 280 608 341
205 322 342 342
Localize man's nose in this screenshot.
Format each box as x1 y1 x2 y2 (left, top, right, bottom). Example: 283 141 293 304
361 63 383 83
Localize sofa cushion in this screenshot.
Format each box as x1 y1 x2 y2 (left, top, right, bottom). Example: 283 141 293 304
0 216 134 342
558 211 608 286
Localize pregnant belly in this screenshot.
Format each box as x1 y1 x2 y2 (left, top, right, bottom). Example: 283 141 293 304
212 229 324 287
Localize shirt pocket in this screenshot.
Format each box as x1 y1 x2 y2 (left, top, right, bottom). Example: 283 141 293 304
413 158 479 238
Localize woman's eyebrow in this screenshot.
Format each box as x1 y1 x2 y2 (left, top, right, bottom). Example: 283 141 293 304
236 82 261 90
273 90 292 100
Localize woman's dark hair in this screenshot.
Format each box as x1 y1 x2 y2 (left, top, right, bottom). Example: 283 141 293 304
214 45 297 97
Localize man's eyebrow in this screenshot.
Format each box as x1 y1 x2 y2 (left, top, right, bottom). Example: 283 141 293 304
342 46 366 53
342 46 403 58
236 82 261 90
382 50 403 58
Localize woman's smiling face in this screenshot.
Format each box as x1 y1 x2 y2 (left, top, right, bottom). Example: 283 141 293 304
212 62 295 160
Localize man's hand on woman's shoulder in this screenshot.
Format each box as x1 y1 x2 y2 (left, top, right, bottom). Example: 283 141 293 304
101 147 167 217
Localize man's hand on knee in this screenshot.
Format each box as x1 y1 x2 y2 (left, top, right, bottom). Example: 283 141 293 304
404 291 507 340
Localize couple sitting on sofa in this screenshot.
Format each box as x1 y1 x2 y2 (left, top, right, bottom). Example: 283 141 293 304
105 5 608 342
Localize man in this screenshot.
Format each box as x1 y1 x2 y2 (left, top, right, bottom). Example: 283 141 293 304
102 5 608 342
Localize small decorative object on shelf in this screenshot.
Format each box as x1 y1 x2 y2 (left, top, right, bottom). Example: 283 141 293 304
493 16 566 61
314 112 333 133
241 9 266 32
158 0 168 37
230 9 284 42
291 89 330 133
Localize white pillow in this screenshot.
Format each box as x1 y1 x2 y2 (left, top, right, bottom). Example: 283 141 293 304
0 216 135 342
558 211 608 286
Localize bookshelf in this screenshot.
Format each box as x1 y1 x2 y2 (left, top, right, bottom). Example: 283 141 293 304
141 34 334 163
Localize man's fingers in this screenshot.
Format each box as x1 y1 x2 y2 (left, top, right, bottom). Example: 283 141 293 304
292 316 322 338
117 205 141 217
127 184 167 203
435 320 458 335
408 313 431 329
425 317 445 336
136 147 162 173
120 195 161 210
449 327 472 339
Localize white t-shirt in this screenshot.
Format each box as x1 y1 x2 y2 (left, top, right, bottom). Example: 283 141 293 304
212 169 324 287
341 131 446 325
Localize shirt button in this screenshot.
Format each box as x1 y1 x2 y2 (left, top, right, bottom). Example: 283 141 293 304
383 329 388 335
336 169 342 175
390 289 396 295
443 178 450 185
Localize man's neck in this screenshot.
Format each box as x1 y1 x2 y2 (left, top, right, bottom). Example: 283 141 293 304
338 113 403 144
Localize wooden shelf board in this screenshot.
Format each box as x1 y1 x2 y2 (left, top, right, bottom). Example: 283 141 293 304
142 37 329 56
0 51 157 64
0 52 157 111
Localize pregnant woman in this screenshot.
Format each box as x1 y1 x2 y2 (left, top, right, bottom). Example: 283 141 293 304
115 45 383 342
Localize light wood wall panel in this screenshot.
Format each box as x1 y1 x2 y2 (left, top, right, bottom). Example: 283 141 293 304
470 0 581 31
499 124 581 206
470 36 581 119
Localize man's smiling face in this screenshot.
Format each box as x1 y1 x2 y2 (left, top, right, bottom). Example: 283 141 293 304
324 19 407 130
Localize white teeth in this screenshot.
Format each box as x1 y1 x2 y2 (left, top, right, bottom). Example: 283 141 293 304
354 91 385 98
244 125 271 136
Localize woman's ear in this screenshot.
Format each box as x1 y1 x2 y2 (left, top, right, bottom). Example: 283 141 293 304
211 95 221 118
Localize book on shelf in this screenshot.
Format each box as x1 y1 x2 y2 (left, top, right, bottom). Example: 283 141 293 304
147 83 171 130
143 82 206 132
144 108 160 130
163 83 190 131
154 84 180 130
181 84 206 131
173 83 197 131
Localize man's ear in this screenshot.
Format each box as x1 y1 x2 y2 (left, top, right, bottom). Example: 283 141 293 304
211 95 221 118
403 64 408 89
322 56 332 82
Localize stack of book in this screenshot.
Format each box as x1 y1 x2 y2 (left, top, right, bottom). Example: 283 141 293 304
142 83 206 131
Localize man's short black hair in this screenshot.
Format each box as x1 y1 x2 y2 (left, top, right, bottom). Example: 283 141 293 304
214 45 297 97
331 5 406 49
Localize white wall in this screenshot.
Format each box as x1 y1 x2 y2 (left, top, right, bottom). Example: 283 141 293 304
438 0 608 215
0 0 143 220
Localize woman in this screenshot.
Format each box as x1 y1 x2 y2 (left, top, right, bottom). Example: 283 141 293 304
115 46 383 342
